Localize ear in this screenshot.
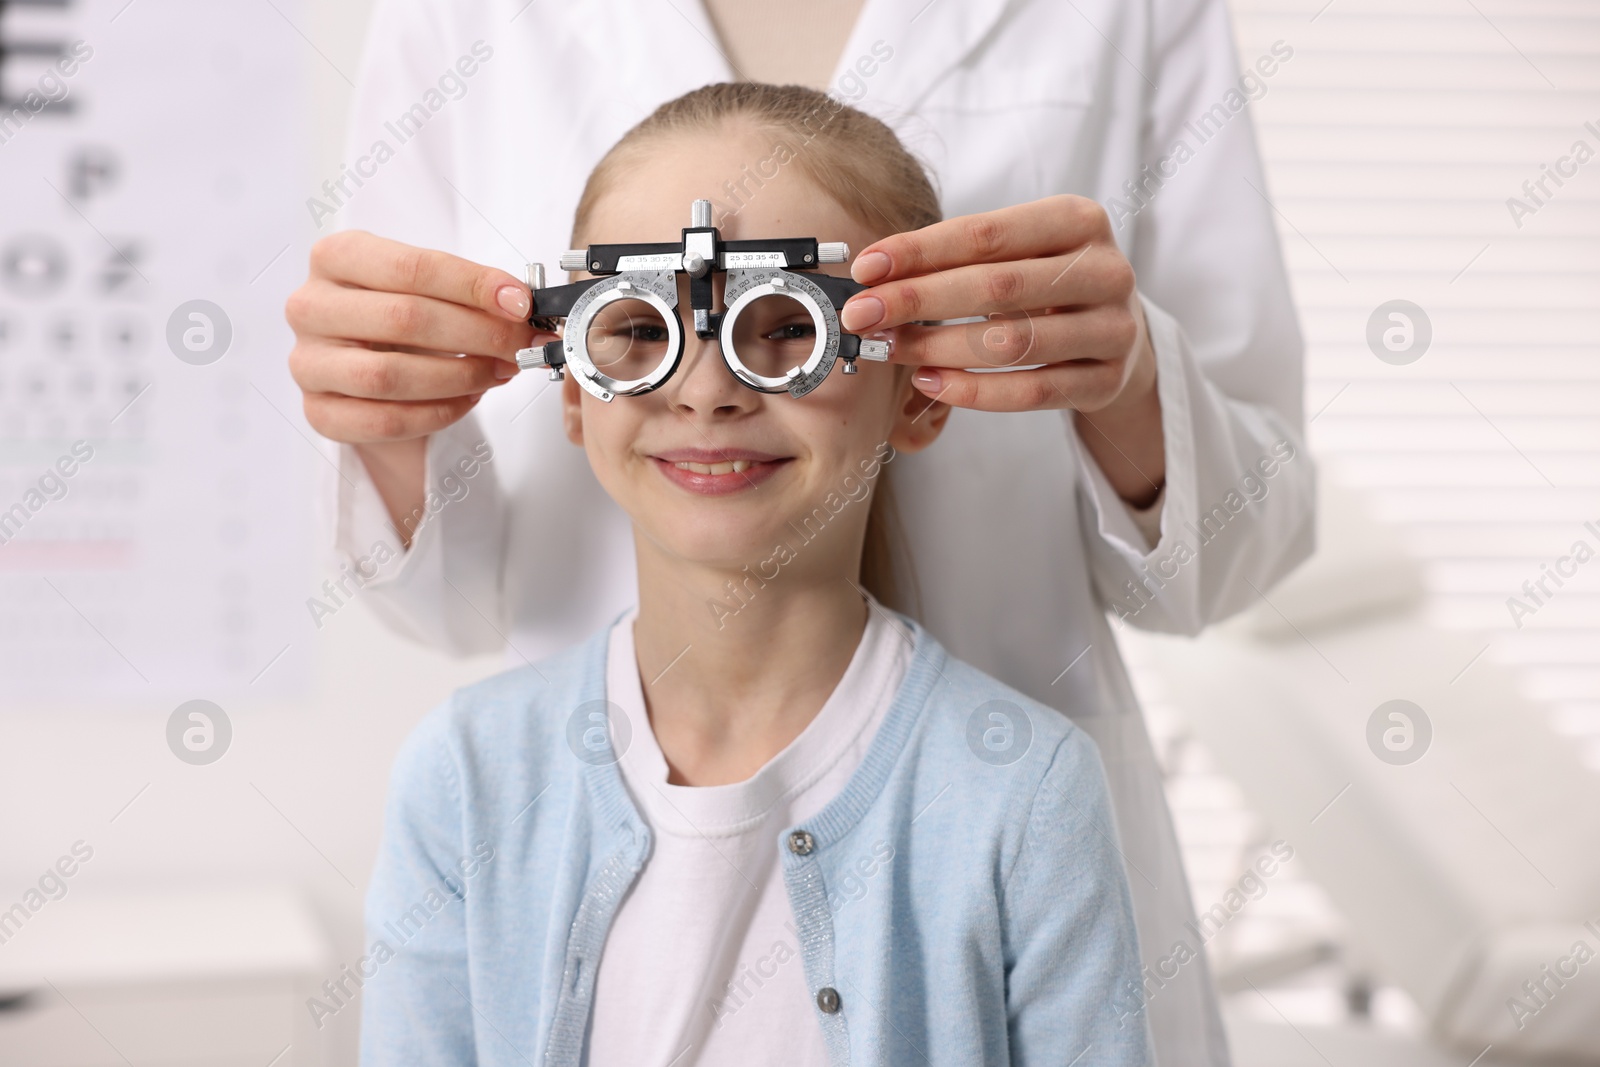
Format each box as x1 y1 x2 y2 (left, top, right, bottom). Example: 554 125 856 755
887 365 951 455
561 372 585 446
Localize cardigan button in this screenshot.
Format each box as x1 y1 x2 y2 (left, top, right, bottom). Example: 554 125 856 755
816 986 841 1014
787 830 815 856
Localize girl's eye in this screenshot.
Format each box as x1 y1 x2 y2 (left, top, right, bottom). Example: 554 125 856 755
765 321 815 343
628 324 668 343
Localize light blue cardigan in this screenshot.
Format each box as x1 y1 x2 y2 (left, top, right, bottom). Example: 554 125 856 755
360 605 1154 1066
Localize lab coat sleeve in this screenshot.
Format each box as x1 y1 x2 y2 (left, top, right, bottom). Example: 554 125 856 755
359 700 477 1065
329 417 510 655
317 0 511 655
1068 0 1316 635
1002 727 1154 1065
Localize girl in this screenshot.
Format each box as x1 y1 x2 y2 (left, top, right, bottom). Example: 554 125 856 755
360 83 1151 1067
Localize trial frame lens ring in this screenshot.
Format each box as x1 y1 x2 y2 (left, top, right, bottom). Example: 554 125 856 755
719 269 838 397
564 272 684 402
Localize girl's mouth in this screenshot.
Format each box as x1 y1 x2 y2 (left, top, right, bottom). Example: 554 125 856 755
650 456 793 496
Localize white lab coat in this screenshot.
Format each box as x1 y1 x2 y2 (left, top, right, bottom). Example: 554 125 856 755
329 1 1314 1064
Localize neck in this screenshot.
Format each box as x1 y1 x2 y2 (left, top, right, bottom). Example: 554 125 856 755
631 536 869 787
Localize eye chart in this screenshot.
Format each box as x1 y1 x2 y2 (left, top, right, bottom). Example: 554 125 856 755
0 0 311 699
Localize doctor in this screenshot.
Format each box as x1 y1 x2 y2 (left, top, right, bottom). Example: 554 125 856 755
287 0 1313 1063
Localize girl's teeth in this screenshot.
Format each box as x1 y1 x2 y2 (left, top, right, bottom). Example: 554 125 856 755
673 459 755 475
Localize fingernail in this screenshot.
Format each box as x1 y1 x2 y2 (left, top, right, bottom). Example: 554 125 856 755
493 362 517 380
913 369 942 393
842 296 885 332
853 251 890 284
496 285 530 318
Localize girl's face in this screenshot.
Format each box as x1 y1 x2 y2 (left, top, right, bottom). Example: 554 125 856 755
562 122 949 583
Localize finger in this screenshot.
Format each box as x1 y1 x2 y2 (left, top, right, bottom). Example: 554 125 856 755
849 194 1110 285
382 343 486 357
290 342 518 402
377 342 547 361
302 391 488 445
288 280 542 355
842 243 1134 331
884 304 1139 372
309 230 532 321
911 360 1129 415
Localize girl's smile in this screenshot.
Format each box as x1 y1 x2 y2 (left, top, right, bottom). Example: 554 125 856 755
647 447 795 496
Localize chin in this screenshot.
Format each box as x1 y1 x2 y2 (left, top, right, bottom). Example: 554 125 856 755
634 501 772 560
671 525 783 570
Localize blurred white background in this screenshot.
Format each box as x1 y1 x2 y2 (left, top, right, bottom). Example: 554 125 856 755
0 1 1596 1065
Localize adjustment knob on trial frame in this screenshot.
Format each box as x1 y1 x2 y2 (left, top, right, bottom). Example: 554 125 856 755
515 259 564 379
515 341 566 380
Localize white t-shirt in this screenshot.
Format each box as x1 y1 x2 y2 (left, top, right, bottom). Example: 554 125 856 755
587 593 911 1067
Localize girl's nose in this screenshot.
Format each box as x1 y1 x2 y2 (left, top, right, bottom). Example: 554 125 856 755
664 329 759 415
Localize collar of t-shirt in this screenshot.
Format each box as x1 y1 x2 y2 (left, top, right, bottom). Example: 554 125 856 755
605 593 912 837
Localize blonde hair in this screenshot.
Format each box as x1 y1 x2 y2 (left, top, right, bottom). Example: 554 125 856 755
572 82 942 620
